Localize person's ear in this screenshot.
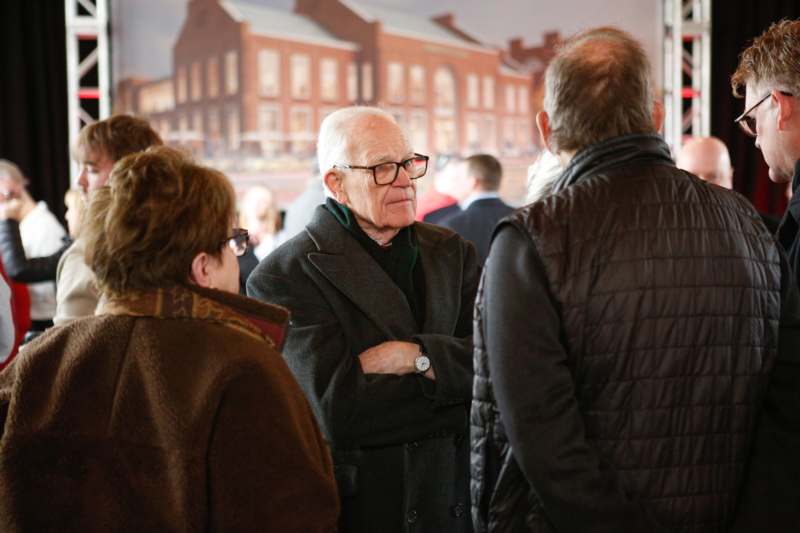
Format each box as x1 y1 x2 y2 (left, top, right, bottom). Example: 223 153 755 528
775 90 795 131
190 251 214 289
536 110 554 153
652 100 665 133
323 170 346 203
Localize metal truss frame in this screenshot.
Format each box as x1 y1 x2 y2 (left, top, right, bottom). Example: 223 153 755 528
65 0 110 182
662 0 712 156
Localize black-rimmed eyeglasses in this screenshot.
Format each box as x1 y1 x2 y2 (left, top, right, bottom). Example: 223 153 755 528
735 90 794 137
222 228 249 256
333 153 429 185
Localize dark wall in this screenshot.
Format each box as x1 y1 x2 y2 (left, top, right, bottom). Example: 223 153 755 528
0 1 70 221
712 1 800 217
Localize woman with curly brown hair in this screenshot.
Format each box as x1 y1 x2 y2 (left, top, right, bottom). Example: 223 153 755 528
0 146 339 532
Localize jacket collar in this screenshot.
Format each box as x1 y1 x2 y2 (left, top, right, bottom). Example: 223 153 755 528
303 206 460 336
96 284 289 350
552 134 674 194
786 160 800 222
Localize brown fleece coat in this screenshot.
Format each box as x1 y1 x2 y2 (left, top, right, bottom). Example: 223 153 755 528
0 284 339 532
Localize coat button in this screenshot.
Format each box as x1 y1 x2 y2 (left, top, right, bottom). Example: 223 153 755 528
407 509 418 524
452 502 465 517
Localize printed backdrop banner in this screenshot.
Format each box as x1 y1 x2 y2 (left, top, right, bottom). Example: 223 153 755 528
111 0 661 205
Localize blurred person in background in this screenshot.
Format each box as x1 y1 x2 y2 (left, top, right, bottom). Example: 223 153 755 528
237 185 282 292
440 154 514 264
55 114 162 325
416 153 463 224
0 160 65 333
0 146 339 532
676 135 779 232
0 189 84 289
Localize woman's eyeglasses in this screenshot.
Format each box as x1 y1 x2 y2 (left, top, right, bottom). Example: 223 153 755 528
222 228 249 256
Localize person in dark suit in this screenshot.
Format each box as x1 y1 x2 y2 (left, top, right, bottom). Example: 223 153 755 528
247 106 478 533
440 154 514 263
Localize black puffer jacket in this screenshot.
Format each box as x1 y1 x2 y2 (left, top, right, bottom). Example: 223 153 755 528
471 135 784 533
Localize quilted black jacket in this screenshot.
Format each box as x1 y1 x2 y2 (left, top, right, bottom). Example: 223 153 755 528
471 135 790 533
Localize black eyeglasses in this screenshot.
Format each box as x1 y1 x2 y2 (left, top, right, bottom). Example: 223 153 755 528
735 90 793 137
333 153 429 185
221 228 249 256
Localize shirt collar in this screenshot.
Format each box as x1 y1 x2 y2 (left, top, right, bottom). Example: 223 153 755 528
460 191 500 210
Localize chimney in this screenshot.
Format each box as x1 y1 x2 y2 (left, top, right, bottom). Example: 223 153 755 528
432 13 454 28
509 38 524 60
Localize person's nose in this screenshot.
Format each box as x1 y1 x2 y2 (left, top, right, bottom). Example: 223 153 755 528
77 167 88 193
393 165 412 187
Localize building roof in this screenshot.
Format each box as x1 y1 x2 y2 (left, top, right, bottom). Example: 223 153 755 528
221 1 358 50
499 64 530 80
341 0 496 54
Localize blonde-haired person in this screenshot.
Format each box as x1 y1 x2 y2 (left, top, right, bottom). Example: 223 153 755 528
0 189 84 289
0 146 339 531
55 114 163 326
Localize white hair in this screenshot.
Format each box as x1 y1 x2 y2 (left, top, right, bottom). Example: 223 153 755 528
316 106 398 177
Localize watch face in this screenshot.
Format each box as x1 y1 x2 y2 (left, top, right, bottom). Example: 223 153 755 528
415 355 431 373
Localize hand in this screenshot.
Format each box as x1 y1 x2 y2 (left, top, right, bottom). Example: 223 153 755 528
0 198 22 221
358 341 435 380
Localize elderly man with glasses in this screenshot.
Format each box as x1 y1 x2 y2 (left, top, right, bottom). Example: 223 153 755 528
248 106 478 533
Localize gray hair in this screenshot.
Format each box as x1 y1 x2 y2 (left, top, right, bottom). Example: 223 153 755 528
317 106 398 176
0 160 29 186
543 27 655 153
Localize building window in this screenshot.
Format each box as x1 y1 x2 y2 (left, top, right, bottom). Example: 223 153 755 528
227 104 240 150
225 50 238 95
517 118 531 148
289 107 313 155
193 109 204 136
483 115 497 150
191 61 202 101
320 58 338 102
258 49 280 97
434 67 456 111
291 54 311 100
207 57 219 98
466 114 481 151
347 62 358 102
409 110 428 153
409 65 425 105
434 118 457 153
176 65 187 104
482 76 494 109
208 106 221 139
387 62 404 103
362 62 373 102
318 107 339 128
178 113 188 139
258 103 282 155
519 86 529 114
503 117 515 152
505 84 516 113
467 73 479 109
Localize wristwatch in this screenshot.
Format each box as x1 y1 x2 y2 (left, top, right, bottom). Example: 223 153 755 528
414 353 431 374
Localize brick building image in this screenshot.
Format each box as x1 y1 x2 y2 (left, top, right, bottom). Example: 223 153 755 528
115 0 558 200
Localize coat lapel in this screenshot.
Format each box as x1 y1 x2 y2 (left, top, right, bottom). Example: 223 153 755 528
305 206 418 338
417 225 462 334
